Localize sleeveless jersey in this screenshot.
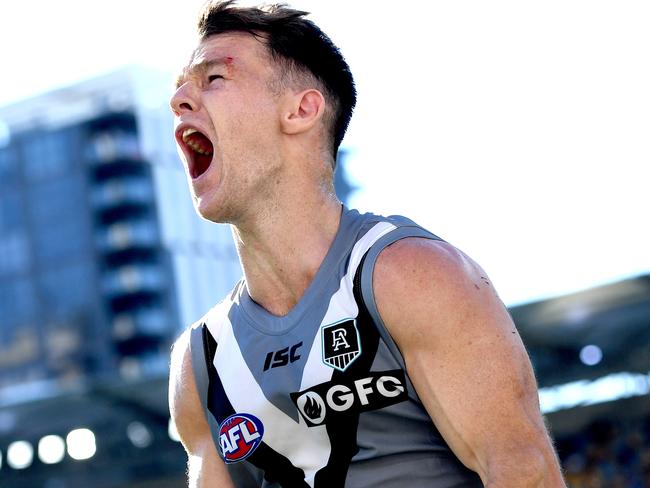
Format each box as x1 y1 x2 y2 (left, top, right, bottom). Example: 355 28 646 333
189 208 483 488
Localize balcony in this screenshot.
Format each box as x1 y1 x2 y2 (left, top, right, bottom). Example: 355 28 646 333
112 309 169 340
102 265 165 296
96 221 158 252
91 178 153 209
86 130 141 164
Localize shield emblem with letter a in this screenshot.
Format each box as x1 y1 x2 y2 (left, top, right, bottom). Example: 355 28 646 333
321 319 361 371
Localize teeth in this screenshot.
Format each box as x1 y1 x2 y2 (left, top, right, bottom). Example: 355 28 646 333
180 127 213 156
187 139 211 155
182 128 197 141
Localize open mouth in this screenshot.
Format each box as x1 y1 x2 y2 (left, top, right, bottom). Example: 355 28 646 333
181 128 214 179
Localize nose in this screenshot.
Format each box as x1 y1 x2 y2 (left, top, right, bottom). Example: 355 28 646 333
170 82 200 116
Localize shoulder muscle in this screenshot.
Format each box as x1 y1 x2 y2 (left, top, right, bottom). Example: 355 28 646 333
372 237 563 485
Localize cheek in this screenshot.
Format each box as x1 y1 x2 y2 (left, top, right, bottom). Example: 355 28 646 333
243 99 278 131
233 103 278 145
239 83 279 121
205 89 280 154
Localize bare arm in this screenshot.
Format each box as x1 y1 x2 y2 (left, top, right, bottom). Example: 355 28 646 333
169 329 235 488
373 238 565 487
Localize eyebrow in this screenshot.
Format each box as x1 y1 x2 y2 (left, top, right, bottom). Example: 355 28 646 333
175 58 230 89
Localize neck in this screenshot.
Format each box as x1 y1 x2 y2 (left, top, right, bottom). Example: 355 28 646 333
232 190 343 317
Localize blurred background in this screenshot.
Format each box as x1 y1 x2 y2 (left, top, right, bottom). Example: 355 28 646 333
0 1 648 487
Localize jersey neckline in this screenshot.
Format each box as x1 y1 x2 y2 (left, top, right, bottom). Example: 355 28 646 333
238 206 361 335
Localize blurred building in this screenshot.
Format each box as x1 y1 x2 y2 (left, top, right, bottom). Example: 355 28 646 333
0 66 240 400
0 66 360 487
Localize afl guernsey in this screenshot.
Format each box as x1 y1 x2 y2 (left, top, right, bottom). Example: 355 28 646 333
189 207 483 488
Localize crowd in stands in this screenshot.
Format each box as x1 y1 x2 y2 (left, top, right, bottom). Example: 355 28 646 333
557 415 650 487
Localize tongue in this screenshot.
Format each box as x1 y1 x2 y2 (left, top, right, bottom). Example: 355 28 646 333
193 151 212 179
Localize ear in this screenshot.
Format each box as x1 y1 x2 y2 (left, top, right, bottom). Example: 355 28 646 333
280 89 326 136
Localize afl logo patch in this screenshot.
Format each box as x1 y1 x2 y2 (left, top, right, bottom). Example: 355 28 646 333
322 319 361 371
218 413 264 463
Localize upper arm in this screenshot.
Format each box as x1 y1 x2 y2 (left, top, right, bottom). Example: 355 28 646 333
169 328 235 488
373 238 564 487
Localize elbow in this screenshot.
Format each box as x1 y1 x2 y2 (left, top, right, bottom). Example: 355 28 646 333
484 445 565 488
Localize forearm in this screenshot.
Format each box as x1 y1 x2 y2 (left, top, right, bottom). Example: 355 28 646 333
485 473 566 488
187 450 235 488
483 447 566 488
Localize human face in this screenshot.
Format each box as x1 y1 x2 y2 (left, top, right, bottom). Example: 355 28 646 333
170 33 284 224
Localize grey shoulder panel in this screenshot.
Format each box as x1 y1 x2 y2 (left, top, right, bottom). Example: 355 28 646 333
359 222 442 369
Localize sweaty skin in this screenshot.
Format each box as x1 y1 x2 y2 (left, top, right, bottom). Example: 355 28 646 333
373 238 566 487
168 29 566 488
170 330 235 487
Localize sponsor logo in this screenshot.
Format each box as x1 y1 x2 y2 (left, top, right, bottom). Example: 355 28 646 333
295 391 326 424
322 319 361 371
263 341 303 371
290 369 408 427
218 413 264 463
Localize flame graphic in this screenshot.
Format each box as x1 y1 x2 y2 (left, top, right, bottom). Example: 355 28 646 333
303 395 323 420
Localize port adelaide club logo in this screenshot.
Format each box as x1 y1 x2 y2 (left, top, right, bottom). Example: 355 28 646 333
321 319 361 371
217 413 264 463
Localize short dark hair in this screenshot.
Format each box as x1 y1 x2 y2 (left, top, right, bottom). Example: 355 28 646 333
197 1 356 159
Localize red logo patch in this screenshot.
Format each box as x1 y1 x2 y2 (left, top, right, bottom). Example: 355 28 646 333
218 413 264 463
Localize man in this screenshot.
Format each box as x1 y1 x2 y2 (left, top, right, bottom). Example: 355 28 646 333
168 1 566 487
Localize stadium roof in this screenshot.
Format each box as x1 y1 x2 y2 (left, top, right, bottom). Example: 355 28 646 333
511 274 650 388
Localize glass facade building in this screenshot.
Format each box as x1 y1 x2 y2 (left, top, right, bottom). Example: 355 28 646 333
0 66 358 487
0 67 241 399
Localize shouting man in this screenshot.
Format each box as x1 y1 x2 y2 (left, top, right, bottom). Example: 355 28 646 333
168 1 566 487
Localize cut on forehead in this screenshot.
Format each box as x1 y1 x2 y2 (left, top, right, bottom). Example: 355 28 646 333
176 31 319 96
175 57 231 89
175 32 272 88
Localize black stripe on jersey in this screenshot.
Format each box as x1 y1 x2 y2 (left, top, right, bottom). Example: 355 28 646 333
250 445 309 487
201 325 309 487
314 254 381 487
203 324 236 419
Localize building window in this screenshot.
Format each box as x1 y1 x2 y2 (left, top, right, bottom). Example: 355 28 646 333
38 262 95 318
22 129 73 181
0 279 37 331
0 190 24 233
0 191 29 276
0 233 30 277
28 174 89 263
0 147 18 185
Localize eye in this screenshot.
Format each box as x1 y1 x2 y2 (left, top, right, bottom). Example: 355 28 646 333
208 74 224 83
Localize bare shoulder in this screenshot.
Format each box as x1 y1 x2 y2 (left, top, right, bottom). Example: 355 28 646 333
168 327 206 449
168 328 192 411
372 237 565 485
374 237 491 294
373 237 512 344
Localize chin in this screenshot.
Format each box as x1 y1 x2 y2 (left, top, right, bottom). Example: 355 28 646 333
194 197 233 225
195 203 223 224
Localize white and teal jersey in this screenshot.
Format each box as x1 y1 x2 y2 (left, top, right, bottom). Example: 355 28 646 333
190 208 482 487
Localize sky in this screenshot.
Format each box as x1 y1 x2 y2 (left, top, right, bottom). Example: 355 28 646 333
1 0 649 305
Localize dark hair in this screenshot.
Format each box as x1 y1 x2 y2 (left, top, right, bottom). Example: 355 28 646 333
197 1 356 159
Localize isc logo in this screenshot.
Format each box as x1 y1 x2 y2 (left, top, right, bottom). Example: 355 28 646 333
218 413 264 463
263 341 302 371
